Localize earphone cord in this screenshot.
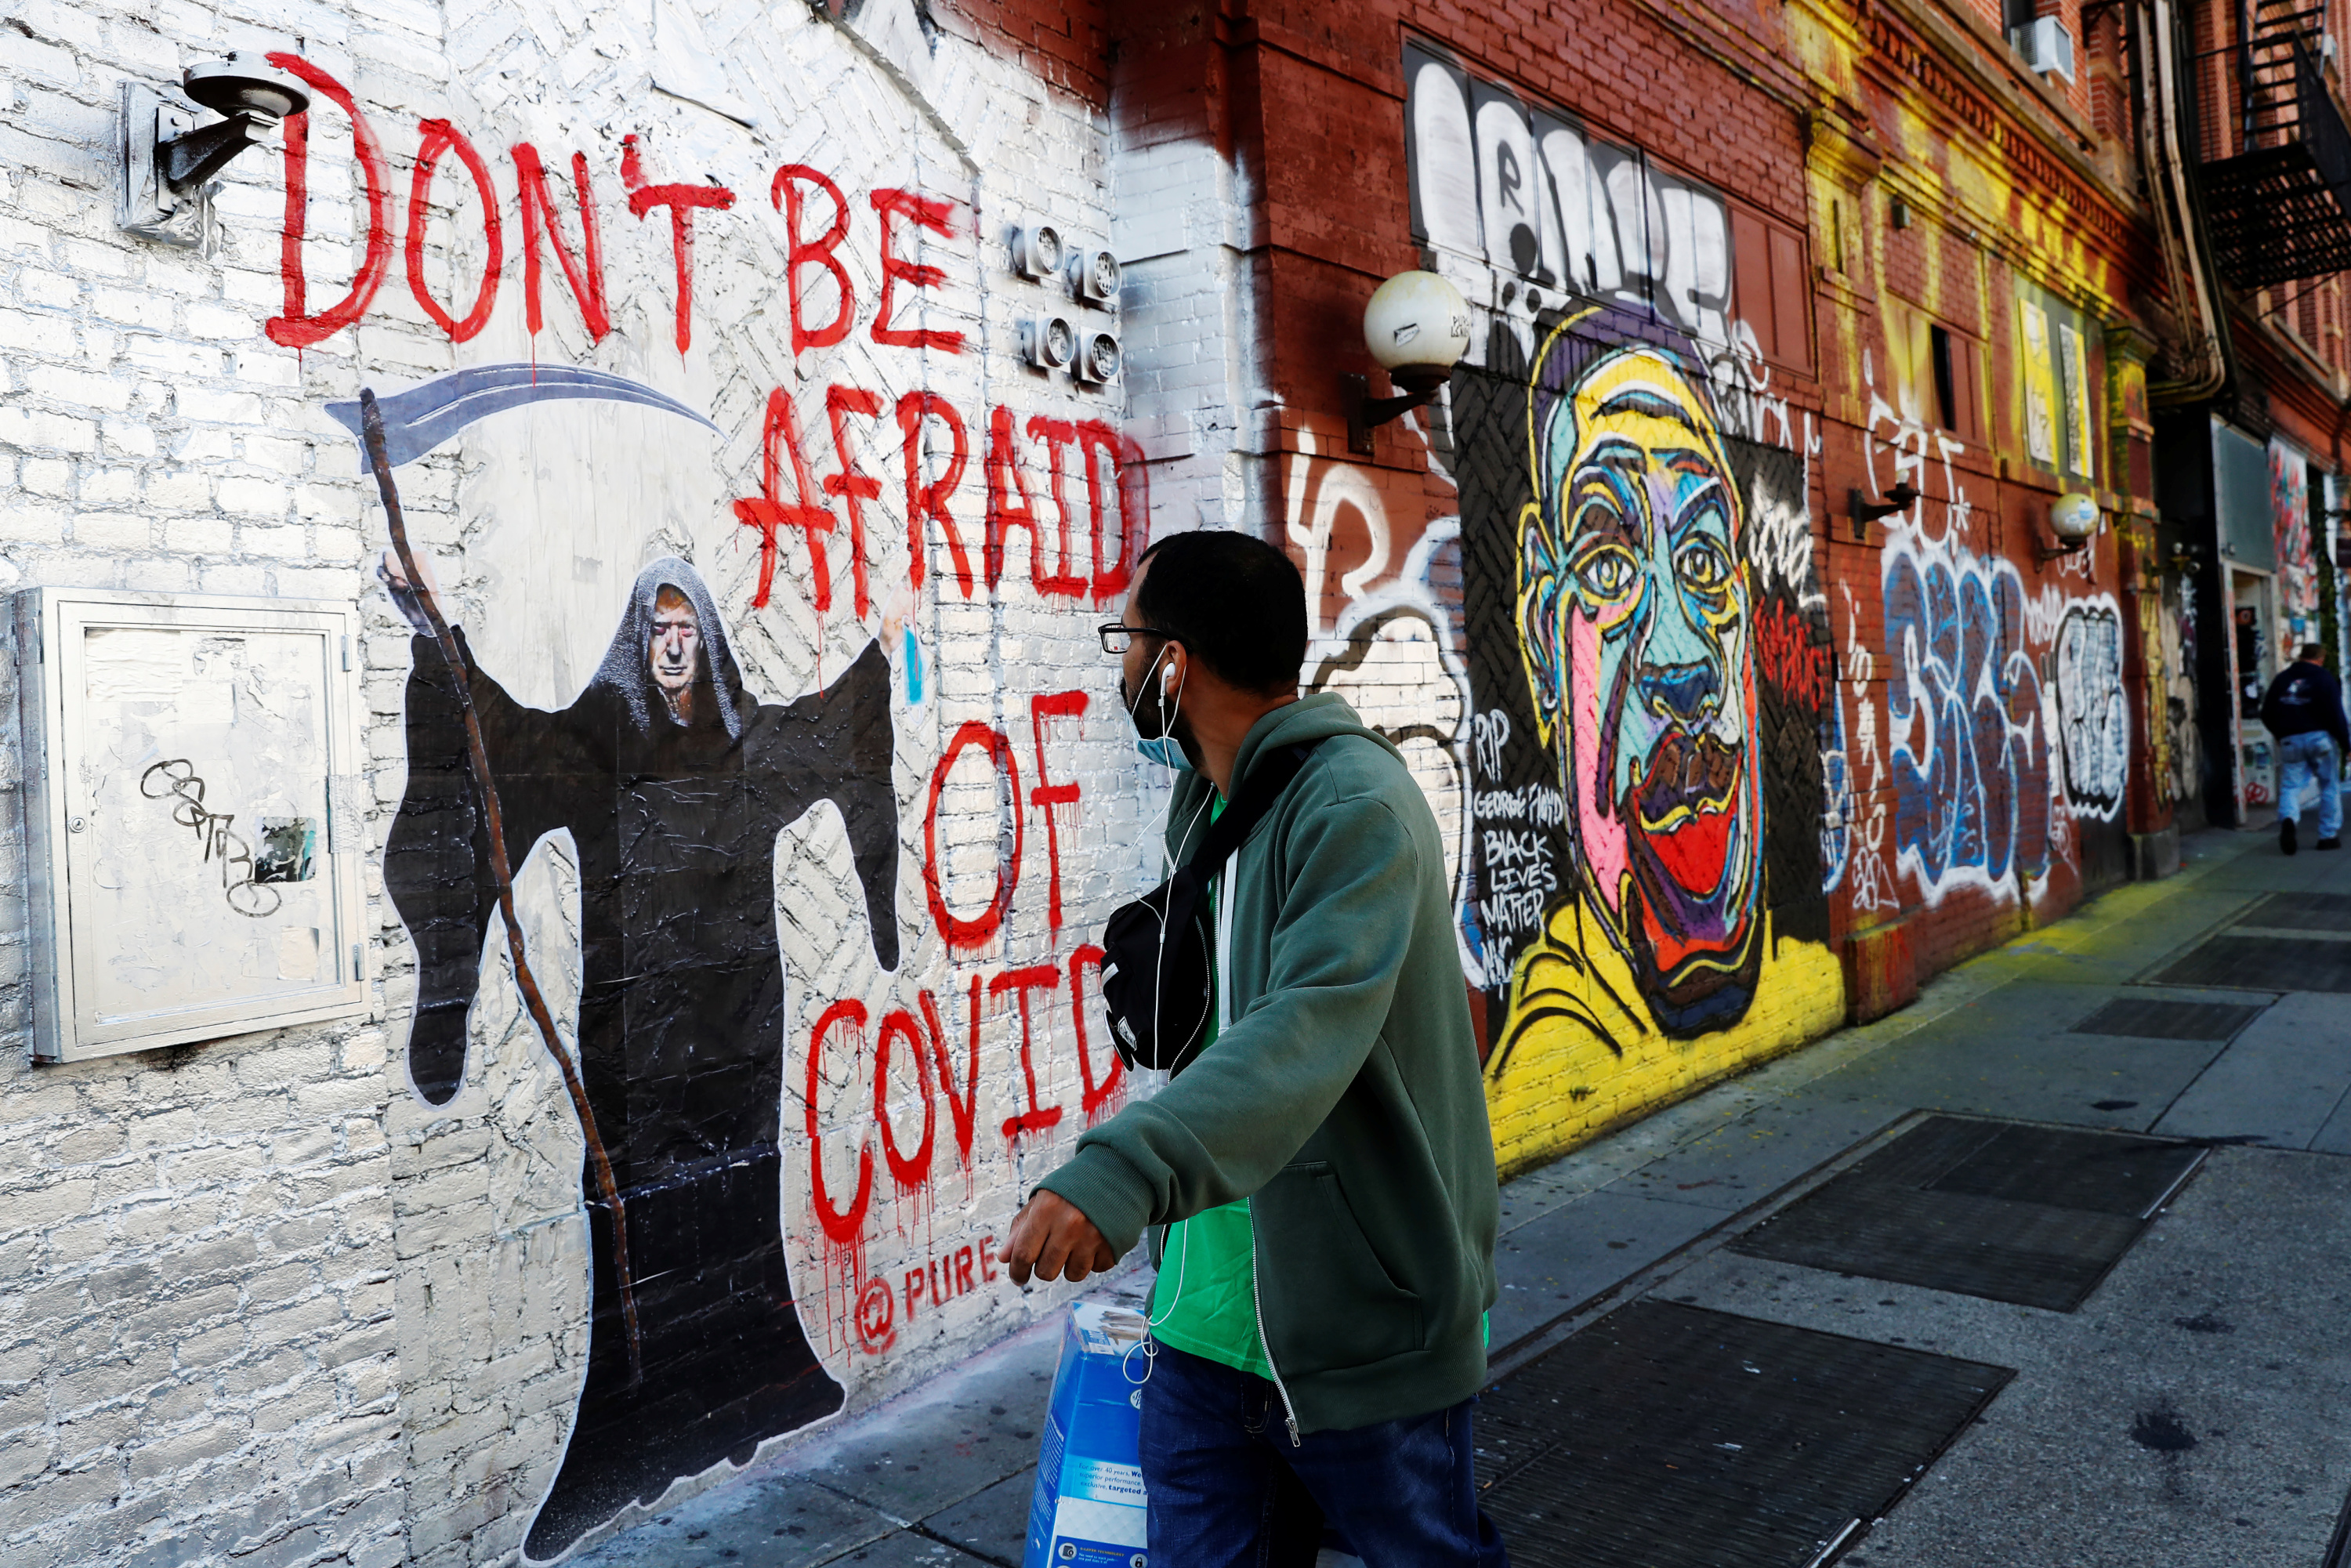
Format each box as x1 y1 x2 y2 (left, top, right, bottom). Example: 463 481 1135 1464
1120 646 1198 1389
1136 649 1201 1087
1129 1200 1191 1389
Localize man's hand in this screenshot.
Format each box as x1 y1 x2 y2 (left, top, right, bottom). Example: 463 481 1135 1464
379 547 443 636
999 1190 1118 1286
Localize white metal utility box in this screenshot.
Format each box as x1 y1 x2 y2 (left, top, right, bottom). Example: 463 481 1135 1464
13 588 370 1063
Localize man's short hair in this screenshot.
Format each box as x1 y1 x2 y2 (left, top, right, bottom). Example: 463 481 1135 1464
1135 531 1308 695
2304 642 2329 661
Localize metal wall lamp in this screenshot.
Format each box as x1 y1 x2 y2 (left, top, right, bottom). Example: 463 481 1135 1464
120 54 309 245
1345 270 1472 457
2034 492 2102 568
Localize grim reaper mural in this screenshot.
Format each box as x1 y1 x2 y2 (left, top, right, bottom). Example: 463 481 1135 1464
383 552 900 1556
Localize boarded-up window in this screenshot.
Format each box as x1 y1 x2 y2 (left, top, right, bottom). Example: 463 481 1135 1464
1728 204 1813 374
2019 299 2060 470
2056 323 2096 480
2015 285 2099 483
1881 301 1980 444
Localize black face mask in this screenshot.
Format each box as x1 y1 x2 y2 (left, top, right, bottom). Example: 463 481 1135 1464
1119 670 1172 740
1121 649 1201 771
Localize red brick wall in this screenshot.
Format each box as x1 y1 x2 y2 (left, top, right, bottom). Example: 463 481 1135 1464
1171 0 2164 1011
936 0 1116 107
1024 0 2338 1135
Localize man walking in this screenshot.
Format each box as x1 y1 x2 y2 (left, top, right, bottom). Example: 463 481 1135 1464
999 531 1506 1566
2262 642 2350 854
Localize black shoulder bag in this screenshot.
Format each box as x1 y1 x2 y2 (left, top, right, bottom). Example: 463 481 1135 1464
1098 741 1320 1074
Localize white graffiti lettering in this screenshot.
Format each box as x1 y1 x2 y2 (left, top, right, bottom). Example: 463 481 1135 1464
1472 785 1566 825
1472 708 1512 781
2053 599 2129 821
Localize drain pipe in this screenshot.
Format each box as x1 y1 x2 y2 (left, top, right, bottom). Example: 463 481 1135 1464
2142 0 2233 404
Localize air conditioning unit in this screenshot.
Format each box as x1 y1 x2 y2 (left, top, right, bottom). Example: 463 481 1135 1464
2009 16 2076 84
1014 223 1064 282
1075 246 1121 307
1023 313 1076 372
1074 328 1121 386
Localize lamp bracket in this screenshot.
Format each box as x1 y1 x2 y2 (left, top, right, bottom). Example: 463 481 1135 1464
1342 372 1441 458
118 81 209 248
160 113 270 196
1848 482 1919 540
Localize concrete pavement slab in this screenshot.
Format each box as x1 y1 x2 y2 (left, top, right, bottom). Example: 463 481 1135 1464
813 1530 994 1565
915 1468 1032 1566
565 1474 897 1568
567 1308 1073 1568
1665 1146 2351 1568
2154 990 2351 1146
771 1320 1063 1525
1817 1011 2227 1132
1961 881 2259 990
1489 1189 1724 1350
2310 1088 2351 1153
1605 1091 1911 1212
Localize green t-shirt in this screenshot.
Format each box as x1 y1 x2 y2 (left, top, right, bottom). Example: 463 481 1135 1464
1147 797 1277 1378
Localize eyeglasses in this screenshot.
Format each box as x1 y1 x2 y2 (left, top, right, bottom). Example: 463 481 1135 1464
1098 623 1183 656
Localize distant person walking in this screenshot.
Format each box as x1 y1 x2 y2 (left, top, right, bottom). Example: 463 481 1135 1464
999 531 1507 1566
2261 642 2349 854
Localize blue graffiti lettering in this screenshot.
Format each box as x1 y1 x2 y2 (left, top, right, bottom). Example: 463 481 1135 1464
1882 534 2052 900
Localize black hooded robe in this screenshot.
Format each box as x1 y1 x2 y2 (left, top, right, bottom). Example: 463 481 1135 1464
383 559 900 1558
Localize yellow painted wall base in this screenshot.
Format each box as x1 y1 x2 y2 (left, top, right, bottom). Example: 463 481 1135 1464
1486 904 1849 1180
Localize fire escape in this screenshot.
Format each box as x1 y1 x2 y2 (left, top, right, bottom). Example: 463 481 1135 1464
2193 1 2351 288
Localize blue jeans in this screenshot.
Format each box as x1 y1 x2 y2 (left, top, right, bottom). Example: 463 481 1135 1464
2278 732 2343 839
1135 1340 1509 1568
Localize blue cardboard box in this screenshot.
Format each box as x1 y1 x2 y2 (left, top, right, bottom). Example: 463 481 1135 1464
1023 1302 1150 1568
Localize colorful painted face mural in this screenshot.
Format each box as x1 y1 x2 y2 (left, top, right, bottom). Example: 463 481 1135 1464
1387 38 2150 1182
1516 314 1766 1034
1447 299 1842 1170
1401 41 1849 1172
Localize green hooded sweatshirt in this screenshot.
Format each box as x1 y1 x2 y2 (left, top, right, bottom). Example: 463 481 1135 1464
1038 693 1501 1437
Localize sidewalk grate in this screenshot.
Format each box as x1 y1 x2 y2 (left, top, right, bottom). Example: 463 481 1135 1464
1727 1116 2206 1311
2232 891 2351 929
1474 1300 2011 1568
2069 998 2267 1041
1923 1124 2205 1215
2149 934 2351 992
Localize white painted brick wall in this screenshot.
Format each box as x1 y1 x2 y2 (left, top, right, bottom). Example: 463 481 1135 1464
0 1 1176 1564
1 0 404 1563
1113 124 1272 536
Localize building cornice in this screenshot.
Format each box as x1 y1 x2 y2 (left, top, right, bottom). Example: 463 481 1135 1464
1859 0 2143 244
